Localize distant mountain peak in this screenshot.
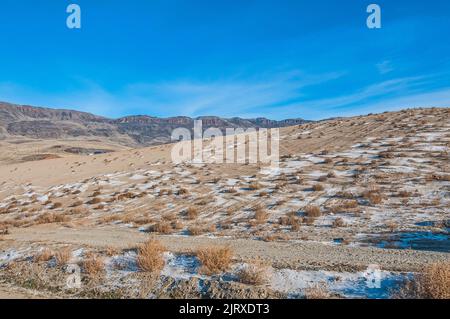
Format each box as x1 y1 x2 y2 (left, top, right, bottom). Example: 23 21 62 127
0 101 311 145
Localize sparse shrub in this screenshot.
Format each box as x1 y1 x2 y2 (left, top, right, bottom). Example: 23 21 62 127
398 190 412 198
171 220 184 230
148 221 173 234
379 151 395 159
290 218 301 231
332 217 345 228
363 190 383 205
55 247 72 266
312 184 324 192
196 246 233 275
343 200 359 209
279 212 300 231
116 192 137 201
186 207 199 220
224 187 237 194
305 205 321 218
394 262 450 299
385 221 397 232
0 225 9 235
248 182 261 190
36 212 69 224
104 246 121 257
162 213 177 221
137 239 165 273
159 189 173 196
208 224 217 233
82 252 105 276
337 191 355 199
253 208 269 224
327 171 336 178
187 225 205 236
34 248 53 262
236 261 270 285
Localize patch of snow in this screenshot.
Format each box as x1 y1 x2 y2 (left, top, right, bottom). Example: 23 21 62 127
161 252 200 280
270 268 406 299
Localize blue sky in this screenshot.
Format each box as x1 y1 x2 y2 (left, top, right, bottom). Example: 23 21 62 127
0 0 449 120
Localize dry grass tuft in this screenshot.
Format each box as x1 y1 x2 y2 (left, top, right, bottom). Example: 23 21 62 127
0 225 9 235
34 248 54 263
236 261 270 285
332 217 345 228
36 212 70 225
312 184 324 192
137 239 166 273
186 207 199 220
104 246 121 257
171 220 184 230
178 188 189 195
196 246 233 275
304 205 321 218
385 221 397 232
82 252 105 276
148 221 173 234
248 182 261 190
363 190 383 205
394 262 450 299
253 208 269 224
187 225 206 236
54 247 72 266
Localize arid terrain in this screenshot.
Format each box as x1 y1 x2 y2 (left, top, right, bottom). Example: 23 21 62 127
0 105 449 299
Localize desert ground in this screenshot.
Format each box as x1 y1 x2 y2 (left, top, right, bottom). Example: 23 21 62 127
0 107 449 299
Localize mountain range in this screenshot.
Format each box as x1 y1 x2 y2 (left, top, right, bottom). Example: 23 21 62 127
0 101 309 146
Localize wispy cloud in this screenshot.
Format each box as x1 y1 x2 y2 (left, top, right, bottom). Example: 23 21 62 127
1 71 448 121
0 70 344 119
376 60 394 75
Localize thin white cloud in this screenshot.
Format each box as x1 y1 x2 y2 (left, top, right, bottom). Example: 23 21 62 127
1 72 448 121
0 70 344 118
376 60 394 75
